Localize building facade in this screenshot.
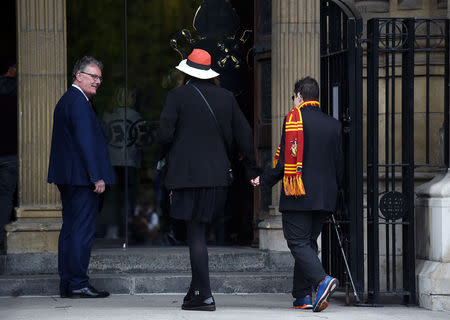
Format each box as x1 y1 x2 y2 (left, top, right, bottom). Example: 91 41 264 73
2 0 450 310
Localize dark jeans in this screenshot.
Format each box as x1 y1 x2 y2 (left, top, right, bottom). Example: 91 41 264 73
282 210 329 298
0 155 17 246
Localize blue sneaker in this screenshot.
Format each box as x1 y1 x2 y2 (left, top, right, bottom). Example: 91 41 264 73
293 295 313 309
313 276 339 312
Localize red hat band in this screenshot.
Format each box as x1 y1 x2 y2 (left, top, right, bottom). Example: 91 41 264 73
186 49 212 70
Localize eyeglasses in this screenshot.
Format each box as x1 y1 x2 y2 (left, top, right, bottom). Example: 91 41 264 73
80 71 103 82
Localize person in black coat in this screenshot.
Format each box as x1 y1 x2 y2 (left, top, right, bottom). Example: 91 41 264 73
158 49 257 311
252 77 344 312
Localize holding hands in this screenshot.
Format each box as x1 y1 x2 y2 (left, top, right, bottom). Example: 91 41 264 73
250 176 260 187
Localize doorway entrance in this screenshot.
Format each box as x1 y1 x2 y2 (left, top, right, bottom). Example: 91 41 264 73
67 0 256 248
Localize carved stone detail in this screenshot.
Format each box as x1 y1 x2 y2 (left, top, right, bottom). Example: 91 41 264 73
354 0 389 13
398 0 423 10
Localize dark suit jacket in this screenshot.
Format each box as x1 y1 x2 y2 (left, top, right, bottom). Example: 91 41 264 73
158 78 257 189
261 105 344 212
47 86 115 186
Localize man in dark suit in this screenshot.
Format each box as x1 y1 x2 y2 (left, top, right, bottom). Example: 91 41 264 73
252 77 343 312
48 56 115 298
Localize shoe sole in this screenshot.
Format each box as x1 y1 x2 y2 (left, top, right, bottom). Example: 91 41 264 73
70 294 110 299
319 301 329 312
182 304 216 311
313 278 339 312
293 305 313 309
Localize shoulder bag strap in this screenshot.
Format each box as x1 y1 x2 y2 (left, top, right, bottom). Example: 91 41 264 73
191 84 230 156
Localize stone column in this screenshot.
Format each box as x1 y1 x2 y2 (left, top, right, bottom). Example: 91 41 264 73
415 171 450 311
258 0 320 251
5 0 66 253
412 3 450 311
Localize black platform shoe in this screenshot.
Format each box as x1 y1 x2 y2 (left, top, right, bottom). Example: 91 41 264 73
181 292 215 311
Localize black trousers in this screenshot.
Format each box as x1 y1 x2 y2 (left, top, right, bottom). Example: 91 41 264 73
57 185 98 292
282 210 329 298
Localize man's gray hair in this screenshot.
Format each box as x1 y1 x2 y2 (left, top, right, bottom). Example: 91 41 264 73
71 56 103 82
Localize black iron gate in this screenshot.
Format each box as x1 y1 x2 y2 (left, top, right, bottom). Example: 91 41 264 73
366 18 450 305
321 1 449 305
320 0 364 295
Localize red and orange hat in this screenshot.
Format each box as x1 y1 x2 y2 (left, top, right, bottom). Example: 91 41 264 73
175 48 219 79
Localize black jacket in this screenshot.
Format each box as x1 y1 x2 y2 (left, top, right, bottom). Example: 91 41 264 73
158 79 257 189
261 106 344 212
0 76 17 157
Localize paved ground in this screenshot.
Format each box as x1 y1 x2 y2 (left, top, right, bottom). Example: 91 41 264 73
0 293 448 320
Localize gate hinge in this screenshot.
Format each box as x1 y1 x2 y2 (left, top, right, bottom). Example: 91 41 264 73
343 109 352 134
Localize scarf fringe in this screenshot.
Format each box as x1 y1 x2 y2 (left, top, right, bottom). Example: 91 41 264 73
283 175 306 196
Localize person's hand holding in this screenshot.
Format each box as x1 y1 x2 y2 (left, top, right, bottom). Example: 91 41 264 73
250 176 260 187
93 179 106 194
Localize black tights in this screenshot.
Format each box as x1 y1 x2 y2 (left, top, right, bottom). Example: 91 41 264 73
186 220 211 297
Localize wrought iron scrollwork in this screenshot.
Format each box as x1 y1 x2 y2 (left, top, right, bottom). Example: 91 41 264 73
379 191 406 220
169 0 252 95
378 20 409 49
414 19 445 49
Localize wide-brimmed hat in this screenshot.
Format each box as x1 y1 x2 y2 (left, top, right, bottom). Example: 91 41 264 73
175 49 219 79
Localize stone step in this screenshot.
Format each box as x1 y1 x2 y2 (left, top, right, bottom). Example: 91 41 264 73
1 247 294 275
0 272 292 297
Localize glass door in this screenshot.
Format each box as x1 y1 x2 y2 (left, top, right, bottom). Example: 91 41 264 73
67 0 255 248
122 0 204 247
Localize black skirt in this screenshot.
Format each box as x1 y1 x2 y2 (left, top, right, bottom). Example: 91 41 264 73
170 187 228 223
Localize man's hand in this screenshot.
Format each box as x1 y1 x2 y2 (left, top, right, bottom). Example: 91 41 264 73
93 179 106 194
250 176 260 187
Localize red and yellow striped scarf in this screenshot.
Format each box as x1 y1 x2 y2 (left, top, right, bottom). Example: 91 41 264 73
273 100 320 196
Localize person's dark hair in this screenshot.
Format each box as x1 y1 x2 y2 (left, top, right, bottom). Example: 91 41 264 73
294 76 319 101
178 71 220 87
71 56 103 82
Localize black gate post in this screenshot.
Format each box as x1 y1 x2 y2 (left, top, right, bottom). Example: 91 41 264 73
401 18 416 305
366 18 380 305
346 16 364 293
445 20 450 168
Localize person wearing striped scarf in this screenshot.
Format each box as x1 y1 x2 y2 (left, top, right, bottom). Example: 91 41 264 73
251 77 343 312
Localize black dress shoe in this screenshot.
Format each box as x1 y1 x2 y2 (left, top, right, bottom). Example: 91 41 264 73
60 283 71 298
182 294 215 311
183 288 195 303
70 286 110 298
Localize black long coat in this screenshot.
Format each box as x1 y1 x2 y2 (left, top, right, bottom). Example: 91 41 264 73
261 106 344 212
158 78 257 189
